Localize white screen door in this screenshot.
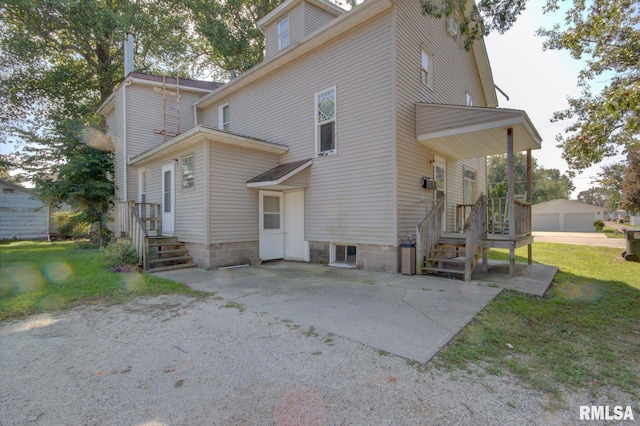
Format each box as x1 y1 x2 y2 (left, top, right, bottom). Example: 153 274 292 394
162 163 175 236
259 191 284 260
284 190 305 260
434 156 446 232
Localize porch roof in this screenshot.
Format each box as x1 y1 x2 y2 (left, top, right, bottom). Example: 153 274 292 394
416 103 542 160
128 125 288 165
246 159 312 190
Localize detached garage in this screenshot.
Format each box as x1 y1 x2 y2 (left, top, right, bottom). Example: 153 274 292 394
0 179 49 240
532 199 604 232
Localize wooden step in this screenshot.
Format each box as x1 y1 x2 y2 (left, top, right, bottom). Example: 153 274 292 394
149 248 188 258
149 256 192 266
421 267 465 276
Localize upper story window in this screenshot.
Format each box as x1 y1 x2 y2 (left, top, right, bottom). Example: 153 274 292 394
278 15 290 51
139 168 146 203
421 48 433 88
182 154 195 191
219 103 229 131
315 86 336 156
466 92 474 106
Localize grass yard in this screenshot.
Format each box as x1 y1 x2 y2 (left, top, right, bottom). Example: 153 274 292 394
0 241 209 321
435 242 640 399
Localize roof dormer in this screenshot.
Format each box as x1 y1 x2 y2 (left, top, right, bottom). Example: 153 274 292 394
258 0 345 60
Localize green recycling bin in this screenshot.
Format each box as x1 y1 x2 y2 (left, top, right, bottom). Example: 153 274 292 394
622 230 640 262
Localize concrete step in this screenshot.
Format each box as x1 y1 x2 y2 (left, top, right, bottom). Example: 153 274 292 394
149 256 192 266
149 262 197 273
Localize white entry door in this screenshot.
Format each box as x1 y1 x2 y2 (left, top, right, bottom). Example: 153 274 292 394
434 156 447 232
162 163 175 236
284 190 306 260
259 191 284 260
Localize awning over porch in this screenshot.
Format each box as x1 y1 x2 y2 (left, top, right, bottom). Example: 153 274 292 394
416 103 542 160
246 159 312 190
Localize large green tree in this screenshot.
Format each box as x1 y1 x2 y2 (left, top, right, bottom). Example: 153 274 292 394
622 148 640 214
0 0 205 241
422 0 639 171
593 162 625 212
488 153 574 204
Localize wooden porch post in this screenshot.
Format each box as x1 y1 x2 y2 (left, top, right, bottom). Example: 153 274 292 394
526 149 533 265
507 128 515 277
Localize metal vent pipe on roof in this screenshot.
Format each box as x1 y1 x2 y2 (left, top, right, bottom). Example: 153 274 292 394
124 33 135 77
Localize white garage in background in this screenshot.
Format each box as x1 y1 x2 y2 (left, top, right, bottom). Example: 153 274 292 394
532 199 605 232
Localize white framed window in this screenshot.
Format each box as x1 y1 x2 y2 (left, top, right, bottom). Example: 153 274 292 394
421 48 433 88
315 86 337 156
138 168 146 203
219 103 229 131
182 154 195 191
466 92 474 106
463 168 478 204
278 15 290 50
332 243 357 267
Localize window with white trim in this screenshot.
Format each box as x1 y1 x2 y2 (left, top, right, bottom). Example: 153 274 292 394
421 48 433 88
466 92 474 106
139 168 146 203
333 244 357 266
315 86 336 155
182 154 195 191
463 168 478 204
219 103 229 131
278 15 290 50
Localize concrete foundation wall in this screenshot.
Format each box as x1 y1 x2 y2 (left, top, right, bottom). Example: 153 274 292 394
309 240 398 273
186 241 258 269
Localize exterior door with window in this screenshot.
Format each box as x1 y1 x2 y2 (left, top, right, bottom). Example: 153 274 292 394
434 156 446 232
162 163 175 236
259 191 284 260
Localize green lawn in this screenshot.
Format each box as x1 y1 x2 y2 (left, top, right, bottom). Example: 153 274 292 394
0 241 209 321
435 242 640 399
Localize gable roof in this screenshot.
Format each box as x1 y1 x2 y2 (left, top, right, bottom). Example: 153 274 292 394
0 178 35 195
532 199 604 212
128 125 288 165
257 0 345 30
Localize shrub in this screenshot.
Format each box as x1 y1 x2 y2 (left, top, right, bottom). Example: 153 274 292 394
101 242 139 266
52 211 90 239
594 219 605 231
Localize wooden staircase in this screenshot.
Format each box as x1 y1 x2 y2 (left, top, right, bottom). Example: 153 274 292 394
147 236 196 272
421 234 467 279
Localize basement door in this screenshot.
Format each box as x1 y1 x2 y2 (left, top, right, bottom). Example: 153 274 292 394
162 163 175 236
259 190 305 261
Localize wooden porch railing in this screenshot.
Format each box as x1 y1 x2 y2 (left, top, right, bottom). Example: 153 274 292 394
456 204 474 232
513 199 532 236
463 194 487 282
416 196 445 272
115 201 162 270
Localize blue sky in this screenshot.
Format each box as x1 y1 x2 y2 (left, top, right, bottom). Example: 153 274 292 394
483 2 625 197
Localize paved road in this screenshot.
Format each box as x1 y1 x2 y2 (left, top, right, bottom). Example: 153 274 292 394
533 231 627 249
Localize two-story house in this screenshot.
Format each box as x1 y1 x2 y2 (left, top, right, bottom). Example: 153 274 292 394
100 0 542 280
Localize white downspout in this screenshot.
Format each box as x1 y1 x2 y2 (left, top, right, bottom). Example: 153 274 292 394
193 104 198 127
123 80 132 201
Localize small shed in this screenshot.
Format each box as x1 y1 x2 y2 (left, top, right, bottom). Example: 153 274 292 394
0 179 49 240
532 199 604 232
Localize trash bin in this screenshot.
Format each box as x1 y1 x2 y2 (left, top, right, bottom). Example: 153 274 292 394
622 230 640 262
401 244 416 275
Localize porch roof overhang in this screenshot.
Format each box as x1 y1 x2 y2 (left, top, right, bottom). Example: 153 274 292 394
416 103 542 160
246 159 312 190
128 125 289 165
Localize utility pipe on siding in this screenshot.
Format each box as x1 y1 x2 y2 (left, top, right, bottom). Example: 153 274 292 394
123 79 132 201
193 104 198 127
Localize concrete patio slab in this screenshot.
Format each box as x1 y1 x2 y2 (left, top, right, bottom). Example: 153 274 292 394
156 261 557 363
472 261 558 297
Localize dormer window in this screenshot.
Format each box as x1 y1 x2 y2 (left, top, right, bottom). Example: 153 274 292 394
278 15 290 50
466 92 474 106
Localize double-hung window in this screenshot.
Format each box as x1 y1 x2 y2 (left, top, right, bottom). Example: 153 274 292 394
421 48 433 88
219 103 229 131
315 86 336 156
278 15 290 50
463 168 477 205
182 154 195 191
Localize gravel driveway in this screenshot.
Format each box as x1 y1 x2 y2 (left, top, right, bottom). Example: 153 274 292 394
1 293 627 425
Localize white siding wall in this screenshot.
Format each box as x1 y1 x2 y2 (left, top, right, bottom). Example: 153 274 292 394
106 89 125 201
0 183 48 240
393 0 489 235
210 144 280 243
264 4 304 60
175 145 206 243
201 12 396 246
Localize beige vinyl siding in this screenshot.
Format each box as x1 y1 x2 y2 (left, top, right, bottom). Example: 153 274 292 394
264 4 304 59
105 89 126 201
445 157 487 229
303 2 337 35
200 12 395 245
174 145 206 243
124 85 204 202
209 143 280 243
393 0 489 235
0 183 48 240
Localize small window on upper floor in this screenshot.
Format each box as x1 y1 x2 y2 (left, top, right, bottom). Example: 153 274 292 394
278 15 290 51
421 48 433 89
219 103 229 131
466 92 474 106
315 86 336 156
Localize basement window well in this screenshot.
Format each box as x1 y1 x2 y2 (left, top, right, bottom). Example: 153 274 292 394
331 244 357 267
